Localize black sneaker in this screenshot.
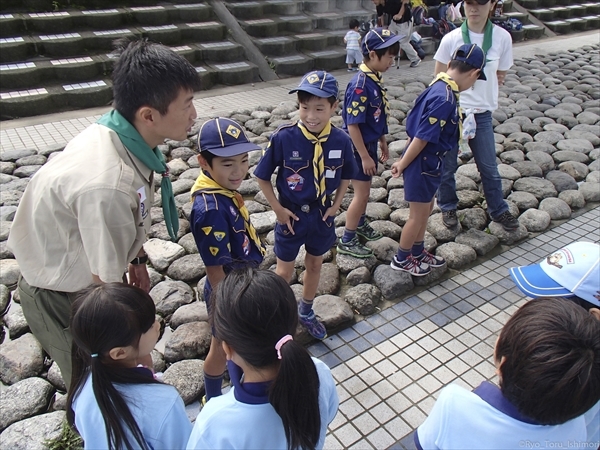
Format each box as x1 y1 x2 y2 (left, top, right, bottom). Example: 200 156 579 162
410 59 421 68
356 222 383 241
337 236 373 258
390 255 431 276
493 211 519 231
442 209 458 228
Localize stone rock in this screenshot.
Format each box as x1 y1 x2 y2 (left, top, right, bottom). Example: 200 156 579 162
427 213 462 242
164 321 211 363
0 410 64 450
344 284 381 315
369 220 402 240
564 130 600 146
346 266 371 286
387 188 408 209
455 174 478 191
46 362 66 392
513 177 557 200
534 131 564 145
151 349 166 374
0 377 55 432
365 202 392 221
499 150 524 164
4 302 29 339
389 208 410 226
555 139 594 154
435 242 477 269
0 285 9 315
456 164 481 182
335 253 377 274
178 232 198 254
511 161 543 178
497 164 521 181
313 295 354 329
0 259 19 287
558 190 586 209
144 239 186 272
0 205 18 221
372 264 414 300
579 182 600 202
518 208 552 232
369 187 388 203
558 161 589 181
526 151 555 175
166 158 189 177
553 151 590 164
508 191 539 211
148 219 189 241
455 229 499 256
299 263 339 296
495 123 521 135
170 301 208 329
506 132 533 144
149 279 194 317
147 267 163 290
457 190 483 209
365 237 398 263
459 208 488 230
545 170 578 192
0 148 37 162
539 197 572 220
166 254 206 282
250 211 277 234
0 333 44 385
162 359 204 405
489 221 528 244
524 141 556 154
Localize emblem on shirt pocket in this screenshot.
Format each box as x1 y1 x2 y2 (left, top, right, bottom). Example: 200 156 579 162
209 247 219 256
286 173 304 191
213 231 226 242
373 107 381 122
242 234 250 256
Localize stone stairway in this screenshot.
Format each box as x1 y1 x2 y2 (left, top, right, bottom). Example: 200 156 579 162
519 0 600 35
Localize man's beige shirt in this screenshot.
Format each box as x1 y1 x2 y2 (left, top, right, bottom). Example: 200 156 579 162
8 123 154 292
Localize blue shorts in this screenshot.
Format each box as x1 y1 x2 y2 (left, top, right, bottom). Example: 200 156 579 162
403 151 446 203
274 202 336 261
353 141 378 181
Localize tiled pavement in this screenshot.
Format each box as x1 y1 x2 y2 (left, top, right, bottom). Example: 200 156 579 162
314 207 600 449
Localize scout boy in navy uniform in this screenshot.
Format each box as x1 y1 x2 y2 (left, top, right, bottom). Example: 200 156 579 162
190 118 265 401
338 27 401 258
254 70 357 340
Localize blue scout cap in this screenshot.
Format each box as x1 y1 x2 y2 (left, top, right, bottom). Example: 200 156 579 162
289 70 339 99
451 43 487 80
361 27 403 55
198 117 261 157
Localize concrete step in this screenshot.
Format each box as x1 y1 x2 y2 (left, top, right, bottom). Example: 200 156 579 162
584 3 600 15
522 24 545 40
518 0 538 10
504 11 530 24
548 6 572 19
544 19 572 33
0 13 24 38
208 60 260 85
539 0 557 7
240 17 281 37
529 9 555 22
306 47 347 71
566 4 589 17
583 14 600 28
254 35 297 55
510 28 526 42
269 52 314 76
564 17 589 31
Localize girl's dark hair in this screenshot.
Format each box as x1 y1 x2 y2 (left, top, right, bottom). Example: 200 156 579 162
66 283 160 450
297 90 337 106
495 297 600 425
363 42 400 61
212 268 321 450
111 38 201 124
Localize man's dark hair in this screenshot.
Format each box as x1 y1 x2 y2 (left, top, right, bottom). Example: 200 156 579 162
349 19 360 29
363 42 400 61
448 59 480 75
297 90 337 106
495 297 600 425
111 38 201 124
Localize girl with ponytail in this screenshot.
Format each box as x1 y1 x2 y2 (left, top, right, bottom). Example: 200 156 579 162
187 268 338 450
66 283 191 449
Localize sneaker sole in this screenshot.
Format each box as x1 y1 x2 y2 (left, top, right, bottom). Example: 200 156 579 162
336 246 373 258
420 261 446 268
356 232 383 241
390 262 431 276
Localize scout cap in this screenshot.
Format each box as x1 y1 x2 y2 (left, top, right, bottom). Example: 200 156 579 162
198 117 260 157
362 27 403 55
451 43 487 80
289 70 339 99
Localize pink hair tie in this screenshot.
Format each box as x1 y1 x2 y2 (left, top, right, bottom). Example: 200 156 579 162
275 334 293 359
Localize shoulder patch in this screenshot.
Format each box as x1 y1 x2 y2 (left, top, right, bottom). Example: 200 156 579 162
213 231 226 242
429 117 438 125
202 226 212 235
209 246 219 256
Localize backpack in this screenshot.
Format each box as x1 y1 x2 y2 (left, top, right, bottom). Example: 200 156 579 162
412 5 427 25
433 18 452 39
410 40 426 59
358 19 375 39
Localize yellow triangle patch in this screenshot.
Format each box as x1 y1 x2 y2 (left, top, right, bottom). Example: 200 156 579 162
213 231 226 242
202 226 212 235
352 110 359 116
347 107 353 114
209 246 219 256
360 96 367 103
440 120 446 127
429 117 438 125
352 101 359 108
358 106 365 112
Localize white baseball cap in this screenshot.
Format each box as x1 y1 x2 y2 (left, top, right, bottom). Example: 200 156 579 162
509 242 600 307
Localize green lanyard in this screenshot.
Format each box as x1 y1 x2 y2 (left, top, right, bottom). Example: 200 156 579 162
461 19 493 59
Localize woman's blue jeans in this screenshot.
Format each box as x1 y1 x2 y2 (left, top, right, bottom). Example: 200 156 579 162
437 111 508 219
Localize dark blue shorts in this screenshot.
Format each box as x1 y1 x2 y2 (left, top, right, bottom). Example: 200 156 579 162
403 152 445 203
274 203 336 261
352 141 378 182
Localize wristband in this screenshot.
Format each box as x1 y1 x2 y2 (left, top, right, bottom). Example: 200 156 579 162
130 255 148 265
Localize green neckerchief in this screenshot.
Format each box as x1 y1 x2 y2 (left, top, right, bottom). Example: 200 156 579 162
97 110 179 241
461 19 493 60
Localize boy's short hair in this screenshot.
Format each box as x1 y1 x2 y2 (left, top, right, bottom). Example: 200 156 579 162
112 39 201 124
495 297 600 425
349 19 360 29
289 70 339 105
363 43 400 61
297 90 337 106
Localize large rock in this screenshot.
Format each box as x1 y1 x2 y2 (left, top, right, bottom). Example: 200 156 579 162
507 191 539 211
0 285 9 316
46 362 66 392
558 190 586 209
489 221 528 244
456 164 481 182
149 279 194 317
545 170 578 192
0 259 20 287
170 301 208 329
164 321 211 363
299 263 340 296
0 410 65 450
0 333 44 385
497 164 522 180
459 208 488 230
372 265 414 300
148 219 189 241
579 182 600 202
513 177 557 200
365 236 398 263
166 254 206 282
249 210 277 234
427 213 462 242
526 151 555 174
144 239 186 271
387 188 408 209
162 359 205 405
539 198 571 220
558 161 589 181
435 242 477 269
457 190 483 209
335 253 377 274
344 284 381 315
518 208 552 232
454 229 500 256
3 302 29 339
555 139 594 154
369 220 402 240
365 202 392 220
346 266 371 286
313 295 354 329
511 161 543 178
0 377 55 432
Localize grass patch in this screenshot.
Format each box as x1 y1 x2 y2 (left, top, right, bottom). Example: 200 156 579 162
44 420 83 450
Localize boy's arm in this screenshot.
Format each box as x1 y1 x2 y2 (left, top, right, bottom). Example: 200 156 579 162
323 179 350 221
391 137 427 177
205 265 226 289
348 124 377 176
379 136 389 163
256 178 299 235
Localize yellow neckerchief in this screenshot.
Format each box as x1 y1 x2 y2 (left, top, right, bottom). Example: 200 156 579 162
297 121 331 206
429 72 463 137
359 63 390 124
191 171 265 256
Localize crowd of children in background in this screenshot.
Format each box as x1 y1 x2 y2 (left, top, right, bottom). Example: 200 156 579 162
58 23 599 450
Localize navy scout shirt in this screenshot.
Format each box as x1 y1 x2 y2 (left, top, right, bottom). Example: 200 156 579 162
254 123 357 207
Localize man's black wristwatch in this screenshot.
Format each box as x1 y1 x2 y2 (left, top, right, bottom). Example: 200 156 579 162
130 255 148 265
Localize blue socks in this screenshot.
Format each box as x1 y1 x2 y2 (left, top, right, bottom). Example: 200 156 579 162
358 214 366 227
299 298 313 316
204 371 224 400
396 247 411 262
412 241 425 256
342 229 356 243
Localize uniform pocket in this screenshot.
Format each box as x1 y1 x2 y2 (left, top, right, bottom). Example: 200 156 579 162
420 155 443 177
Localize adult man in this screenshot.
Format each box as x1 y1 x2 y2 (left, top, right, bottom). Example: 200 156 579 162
372 0 421 68
7 39 200 385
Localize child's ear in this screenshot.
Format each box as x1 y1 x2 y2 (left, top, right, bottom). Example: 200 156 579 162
369 50 378 61
589 307 600 321
221 341 233 360
332 100 339 111
108 346 131 361
197 154 209 170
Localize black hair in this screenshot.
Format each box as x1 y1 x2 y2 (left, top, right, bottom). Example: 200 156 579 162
349 19 360 29
448 59 480 74
495 297 600 425
66 283 160 450
363 42 401 61
111 38 201 124
199 150 217 168
297 90 337 106
212 268 321 450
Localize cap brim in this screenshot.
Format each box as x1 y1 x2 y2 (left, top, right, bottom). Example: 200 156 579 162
289 86 336 98
201 141 261 157
478 70 487 81
376 33 403 50
509 264 573 299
